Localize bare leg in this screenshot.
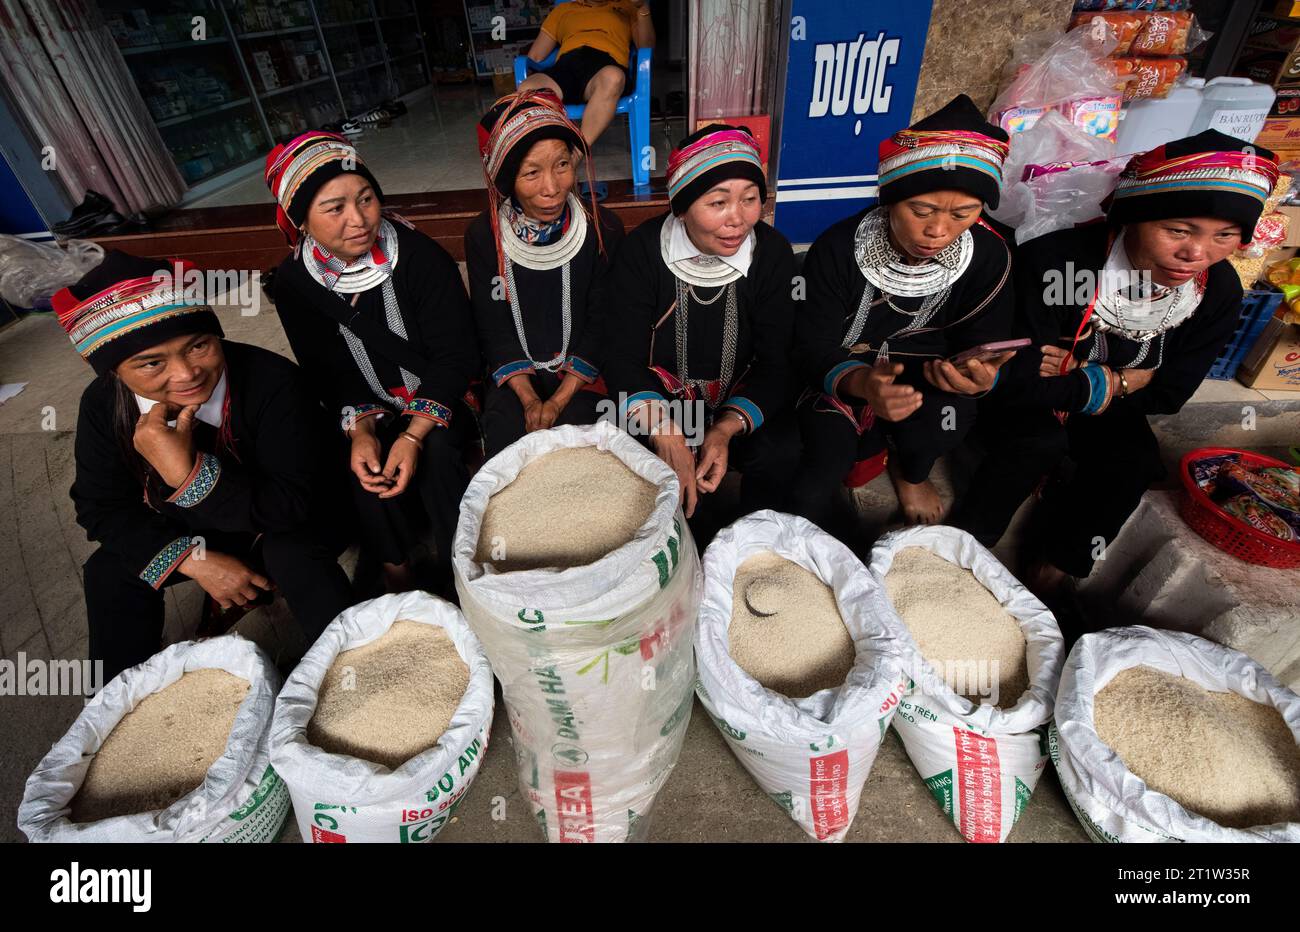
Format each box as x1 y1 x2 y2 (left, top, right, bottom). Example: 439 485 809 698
518 73 563 98
579 65 626 147
887 456 944 525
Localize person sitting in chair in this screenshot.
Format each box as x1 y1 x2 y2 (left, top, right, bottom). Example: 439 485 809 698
518 0 654 149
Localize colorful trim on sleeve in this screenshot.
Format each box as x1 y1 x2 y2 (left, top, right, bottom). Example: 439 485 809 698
1079 364 1110 415
139 536 199 589
561 354 599 383
825 360 870 397
166 452 221 508
719 396 763 433
492 359 535 386
407 397 452 427
345 403 386 432
620 390 667 423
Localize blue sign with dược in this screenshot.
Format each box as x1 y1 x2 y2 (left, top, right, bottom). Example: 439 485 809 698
774 0 934 246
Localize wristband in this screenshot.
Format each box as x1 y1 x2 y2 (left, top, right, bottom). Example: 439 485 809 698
397 430 424 449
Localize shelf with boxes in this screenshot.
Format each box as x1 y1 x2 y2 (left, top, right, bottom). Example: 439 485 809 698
101 0 433 190
463 0 544 79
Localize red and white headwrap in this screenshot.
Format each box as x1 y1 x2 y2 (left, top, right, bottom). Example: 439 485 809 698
476 90 602 295
264 130 384 246
874 94 1009 209
666 124 766 216
1104 130 1280 244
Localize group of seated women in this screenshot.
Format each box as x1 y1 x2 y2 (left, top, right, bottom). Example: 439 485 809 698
60 89 1276 677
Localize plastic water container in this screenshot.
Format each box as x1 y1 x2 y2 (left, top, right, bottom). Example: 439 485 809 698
1116 78 1204 156
1188 77 1277 144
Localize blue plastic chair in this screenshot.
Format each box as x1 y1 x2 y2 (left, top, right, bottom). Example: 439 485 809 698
513 8 653 188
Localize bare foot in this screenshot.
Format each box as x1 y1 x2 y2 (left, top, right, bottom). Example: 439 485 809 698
1023 559 1071 604
891 474 944 525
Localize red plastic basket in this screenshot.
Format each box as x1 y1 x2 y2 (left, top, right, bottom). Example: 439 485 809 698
1178 447 1300 569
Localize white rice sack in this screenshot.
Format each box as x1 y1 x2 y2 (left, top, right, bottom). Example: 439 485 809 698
695 510 912 842
19 635 289 843
1051 625 1300 843
454 421 702 843
869 525 1064 843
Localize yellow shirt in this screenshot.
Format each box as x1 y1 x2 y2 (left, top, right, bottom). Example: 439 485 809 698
541 0 640 68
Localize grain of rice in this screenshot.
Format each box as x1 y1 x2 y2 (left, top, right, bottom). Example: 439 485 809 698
307 621 469 771
727 551 856 698
475 446 658 571
1094 665 1300 829
883 546 1028 706
71 668 249 822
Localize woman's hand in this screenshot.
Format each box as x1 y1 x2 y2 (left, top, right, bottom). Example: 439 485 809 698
1118 367 1156 394
651 428 699 518
178 550 272 610
842 358 923 422
1040 345 1077 377
133 403 198 488
696 415 744 495
349 419 390 494
923 351 1015 395
378 433 420 499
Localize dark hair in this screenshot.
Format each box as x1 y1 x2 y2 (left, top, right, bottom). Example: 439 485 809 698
108 371 166 509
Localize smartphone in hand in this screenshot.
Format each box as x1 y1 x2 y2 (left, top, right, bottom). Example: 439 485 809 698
948 338 1032 366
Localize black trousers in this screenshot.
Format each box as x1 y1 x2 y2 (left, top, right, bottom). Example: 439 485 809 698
349 407 474 572
951 399 1166 578
84 528 354 684
789 376 976 532
789 399 885 535
481 372 606 459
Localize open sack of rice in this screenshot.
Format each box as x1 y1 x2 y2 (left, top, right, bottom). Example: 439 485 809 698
270 591 494 843
869 526 1064 843
19 635 289 843
454 421 702 843
695 510 912 842
1051 625 1300 843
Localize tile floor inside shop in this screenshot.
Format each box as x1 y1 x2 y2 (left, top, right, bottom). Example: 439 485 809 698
4 275 1296 841
190 82 687 209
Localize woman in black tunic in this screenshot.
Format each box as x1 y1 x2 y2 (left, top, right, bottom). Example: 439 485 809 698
790 95 1017 535
265 131 480 592
952 131 1278 607
603 123 800 530
58 251 353 683
466 91 624 458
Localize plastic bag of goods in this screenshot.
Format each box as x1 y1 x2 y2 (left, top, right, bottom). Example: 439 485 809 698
270 591 494 843
869 526 1065 843
1051 626 1300 843
453 421 703 843
19 635 289 842
694 510 912 842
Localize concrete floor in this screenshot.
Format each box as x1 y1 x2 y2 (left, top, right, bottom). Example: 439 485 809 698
1 281 1296 844
189 81 687 209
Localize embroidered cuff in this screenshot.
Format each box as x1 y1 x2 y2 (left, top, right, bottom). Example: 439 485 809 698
166 452 221 508
344 403 385 432
620 390 667 424
562 354 599 383
825 360 870 397
407 397 452 427
1079 365 1110 416
492 359 535 386
140 536 199 590
719 396 763 433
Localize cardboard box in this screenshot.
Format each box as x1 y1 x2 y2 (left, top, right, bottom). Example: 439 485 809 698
1238 320 1300 389
1256 115 1300 150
